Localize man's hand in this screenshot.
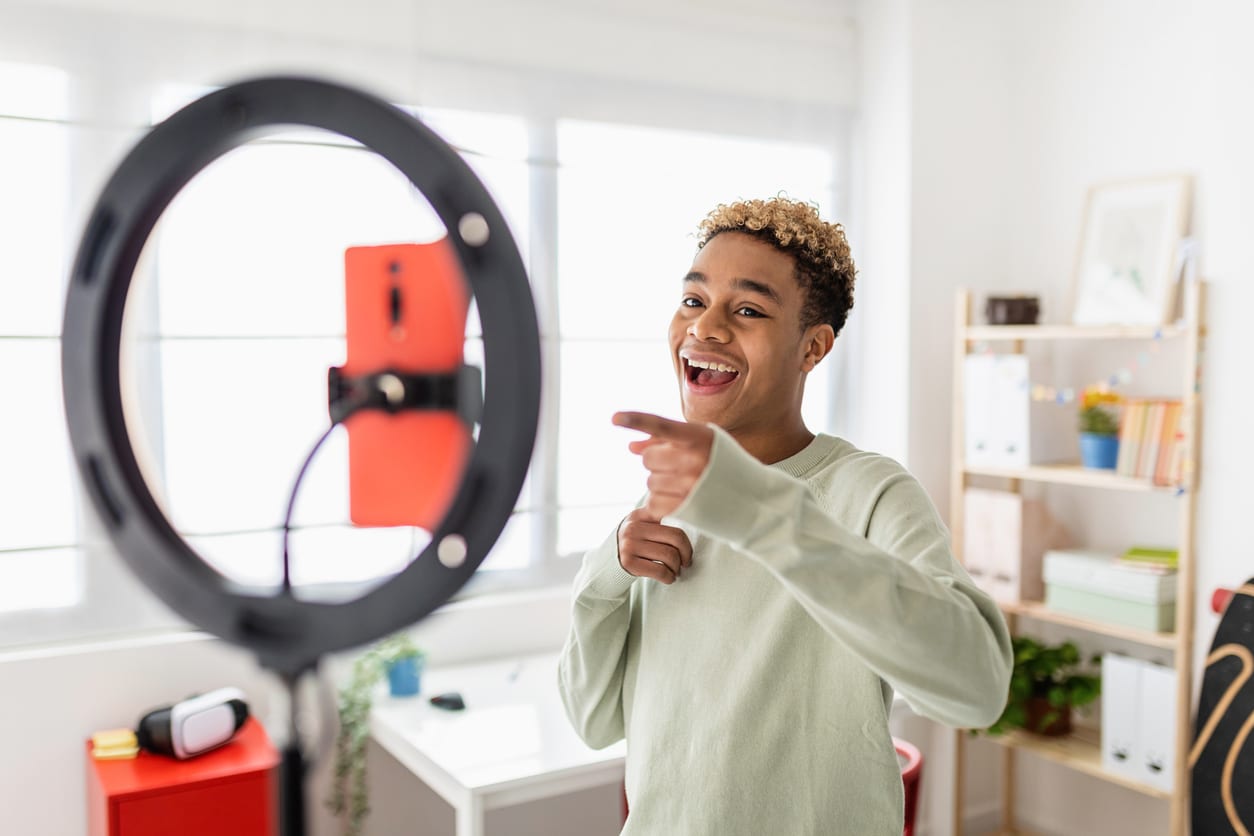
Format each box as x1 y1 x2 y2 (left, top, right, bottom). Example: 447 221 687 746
617 508 693 584
613 411 714 520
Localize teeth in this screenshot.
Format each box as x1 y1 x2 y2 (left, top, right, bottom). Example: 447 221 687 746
686 358 738 373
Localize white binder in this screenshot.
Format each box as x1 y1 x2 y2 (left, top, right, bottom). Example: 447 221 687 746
1101 653 1142 782
964 354 999 468
1137 661 1177 792
963 353 1072 469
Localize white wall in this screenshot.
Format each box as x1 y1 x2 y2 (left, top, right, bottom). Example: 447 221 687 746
869 1 1254 833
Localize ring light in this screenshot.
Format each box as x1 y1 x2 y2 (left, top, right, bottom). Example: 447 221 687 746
61 77 542 680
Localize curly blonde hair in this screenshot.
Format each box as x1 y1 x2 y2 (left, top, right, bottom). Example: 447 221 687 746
697 197 856 338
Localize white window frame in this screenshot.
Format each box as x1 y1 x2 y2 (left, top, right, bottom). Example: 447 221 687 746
0 8 856 645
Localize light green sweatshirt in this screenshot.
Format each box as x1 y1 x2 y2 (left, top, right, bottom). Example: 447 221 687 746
558 426 1012 835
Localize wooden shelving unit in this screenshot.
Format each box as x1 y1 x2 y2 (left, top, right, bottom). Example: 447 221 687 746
1000 600 1177 651
963 463 1181 493
949 283 1205 836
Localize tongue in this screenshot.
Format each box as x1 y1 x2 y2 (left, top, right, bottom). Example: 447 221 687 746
697 369 737 387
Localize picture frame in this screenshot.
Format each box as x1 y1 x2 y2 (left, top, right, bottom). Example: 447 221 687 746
1070 175 1192 326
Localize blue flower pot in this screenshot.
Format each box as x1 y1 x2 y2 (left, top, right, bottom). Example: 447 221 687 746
1079 433 1119 470
387 656 423 697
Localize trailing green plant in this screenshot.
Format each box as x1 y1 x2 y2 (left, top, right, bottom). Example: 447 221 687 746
981 636 1101 736
327 631 426 836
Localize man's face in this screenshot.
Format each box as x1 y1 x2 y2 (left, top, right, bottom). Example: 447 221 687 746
668 232 820 435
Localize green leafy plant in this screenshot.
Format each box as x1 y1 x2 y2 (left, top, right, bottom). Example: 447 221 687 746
981 636 1101 736
327 631 426 836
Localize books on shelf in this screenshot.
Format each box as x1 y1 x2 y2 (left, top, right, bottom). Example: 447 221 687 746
1119 545 1179 572
1117 399 1184 484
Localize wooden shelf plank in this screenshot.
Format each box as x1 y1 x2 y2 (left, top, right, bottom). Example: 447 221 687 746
964 462 1181 493
1001 600 1178 650
965 323 1186 341
981 728 1173 800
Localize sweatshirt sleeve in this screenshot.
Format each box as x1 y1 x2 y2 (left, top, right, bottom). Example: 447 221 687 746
669 427 1013 730
557 521 639 749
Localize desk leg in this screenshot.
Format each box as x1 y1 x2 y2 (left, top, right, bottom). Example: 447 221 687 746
455 796 485 836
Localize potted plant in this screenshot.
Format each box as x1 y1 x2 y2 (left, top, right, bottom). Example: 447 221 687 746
1078 385 1122 470
327 631 426 836
983 636 1101 737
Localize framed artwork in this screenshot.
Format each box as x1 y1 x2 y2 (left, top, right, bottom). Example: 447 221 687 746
1071 175 1192 326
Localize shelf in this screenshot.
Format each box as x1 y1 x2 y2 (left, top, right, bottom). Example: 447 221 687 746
1000 600 1178 650
982 727 1172 800
964 323 1187 341
964 463 1181 493
951 286 1202 836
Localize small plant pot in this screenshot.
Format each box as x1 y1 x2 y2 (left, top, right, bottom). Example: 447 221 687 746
1024 697 1072 737
387 656 423 697
1079 432 1119 470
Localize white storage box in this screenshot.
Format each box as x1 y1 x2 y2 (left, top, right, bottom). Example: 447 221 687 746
1044 549 1177 632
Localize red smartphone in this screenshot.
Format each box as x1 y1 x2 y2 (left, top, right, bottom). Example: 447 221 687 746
340 241 472 530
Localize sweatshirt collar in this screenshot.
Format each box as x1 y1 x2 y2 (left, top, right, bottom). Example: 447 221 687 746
770 433 837 479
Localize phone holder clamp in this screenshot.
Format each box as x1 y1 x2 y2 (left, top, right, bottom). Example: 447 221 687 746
327 365 483 426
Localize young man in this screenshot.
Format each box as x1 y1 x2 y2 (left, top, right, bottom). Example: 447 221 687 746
558 197 1011 835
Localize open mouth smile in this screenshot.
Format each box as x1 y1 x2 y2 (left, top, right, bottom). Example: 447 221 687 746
682 355 741 394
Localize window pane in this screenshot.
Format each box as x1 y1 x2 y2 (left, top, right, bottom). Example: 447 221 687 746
557 340 677 509
185 514 534 590
287 524 428 592
151 83 218 123
415 106 532 266
0 61 69 120
0 342 77 550
0 548 82 613
154 339 349 534
185 530 283 589
557 505 623 559
155 140 444 338
186 525 424 594
0 120 69 336
554 119 840 561
557 120 834 342
478 511 533 572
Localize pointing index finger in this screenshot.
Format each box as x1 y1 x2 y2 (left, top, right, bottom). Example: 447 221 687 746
612 411 699 444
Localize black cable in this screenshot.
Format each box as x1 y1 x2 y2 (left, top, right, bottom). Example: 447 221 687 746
280 424 339 593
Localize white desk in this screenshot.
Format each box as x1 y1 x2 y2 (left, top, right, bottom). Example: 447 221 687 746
370 652 627 836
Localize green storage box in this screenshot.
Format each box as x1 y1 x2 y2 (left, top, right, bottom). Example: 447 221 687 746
1043 549 1177 633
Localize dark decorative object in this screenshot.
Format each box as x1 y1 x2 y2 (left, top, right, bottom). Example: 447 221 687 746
985 295 1041 325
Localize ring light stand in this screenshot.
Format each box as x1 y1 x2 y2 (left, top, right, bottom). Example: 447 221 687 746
61 77 542 835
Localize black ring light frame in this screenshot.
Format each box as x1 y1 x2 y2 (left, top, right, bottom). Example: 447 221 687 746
61 77 542 683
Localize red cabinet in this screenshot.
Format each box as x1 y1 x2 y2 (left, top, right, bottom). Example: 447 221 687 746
87 717 278 836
